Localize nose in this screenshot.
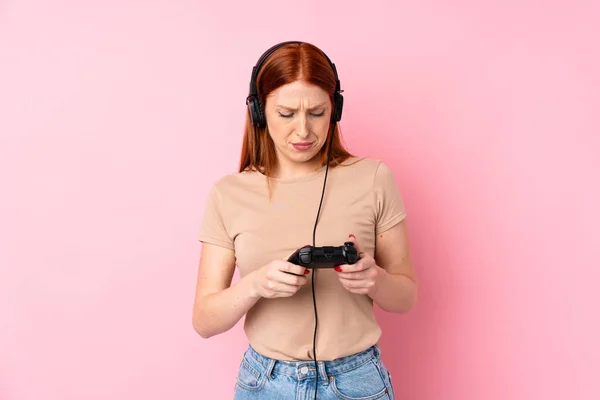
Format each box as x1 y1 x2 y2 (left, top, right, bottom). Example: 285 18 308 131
296 113 310 139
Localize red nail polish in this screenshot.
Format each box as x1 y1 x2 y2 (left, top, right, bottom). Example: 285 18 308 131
349 234 355 239
304 269 310 274
334 266 342 272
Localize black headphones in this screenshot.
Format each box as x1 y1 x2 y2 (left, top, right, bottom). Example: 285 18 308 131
246 41 344 128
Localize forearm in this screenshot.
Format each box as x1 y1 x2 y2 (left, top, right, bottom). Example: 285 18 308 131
369 266 417 313
192 272 260 338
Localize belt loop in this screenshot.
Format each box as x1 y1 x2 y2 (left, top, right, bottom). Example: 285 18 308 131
373 344 381 359
318 362 328 382
264 359 276 379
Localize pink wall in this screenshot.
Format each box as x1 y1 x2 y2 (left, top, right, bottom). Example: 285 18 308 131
1 1 599 399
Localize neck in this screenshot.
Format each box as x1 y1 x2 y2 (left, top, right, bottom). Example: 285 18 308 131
272 156 322 180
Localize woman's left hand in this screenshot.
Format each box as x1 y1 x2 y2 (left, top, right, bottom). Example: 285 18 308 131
334 235 382 296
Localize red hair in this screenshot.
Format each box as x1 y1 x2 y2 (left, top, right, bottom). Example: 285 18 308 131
238 42 353 175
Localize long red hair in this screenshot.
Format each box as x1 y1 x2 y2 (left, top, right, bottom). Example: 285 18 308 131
238 42 353 175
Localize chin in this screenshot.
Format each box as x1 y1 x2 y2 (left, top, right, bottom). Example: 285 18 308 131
290 149 320 163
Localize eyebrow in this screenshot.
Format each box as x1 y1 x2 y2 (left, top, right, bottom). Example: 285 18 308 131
276 102 328 111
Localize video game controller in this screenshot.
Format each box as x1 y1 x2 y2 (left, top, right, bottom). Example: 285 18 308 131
287 242 360 269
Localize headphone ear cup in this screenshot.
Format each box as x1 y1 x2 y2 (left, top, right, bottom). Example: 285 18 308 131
256 99 266 127
332 92 344 122
248 96 266 127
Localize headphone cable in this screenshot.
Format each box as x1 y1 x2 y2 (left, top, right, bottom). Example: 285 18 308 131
310 124 335 399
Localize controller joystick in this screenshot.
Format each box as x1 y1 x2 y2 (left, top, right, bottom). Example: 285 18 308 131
287 242 359 269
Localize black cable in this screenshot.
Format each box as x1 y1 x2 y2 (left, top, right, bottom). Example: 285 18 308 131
311 262 319 399
310 124 335 399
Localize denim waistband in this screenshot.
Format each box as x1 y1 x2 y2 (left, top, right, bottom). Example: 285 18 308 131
243 344 382 382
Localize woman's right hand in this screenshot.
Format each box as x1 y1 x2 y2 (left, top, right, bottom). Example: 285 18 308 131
250 260 310 299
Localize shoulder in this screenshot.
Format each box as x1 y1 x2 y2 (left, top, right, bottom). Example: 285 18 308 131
208 171 265 203
336 156 392 181
207 169 263 195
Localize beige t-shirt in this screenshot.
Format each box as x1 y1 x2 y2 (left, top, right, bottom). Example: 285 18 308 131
198 156 407 361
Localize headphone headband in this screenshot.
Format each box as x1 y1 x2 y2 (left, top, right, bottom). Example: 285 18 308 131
246 41 343 127
248 41 300 97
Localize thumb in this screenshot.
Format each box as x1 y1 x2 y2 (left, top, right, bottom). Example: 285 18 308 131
348 234 361 254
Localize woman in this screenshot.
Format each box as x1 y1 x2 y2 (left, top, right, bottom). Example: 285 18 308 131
192 41 417 400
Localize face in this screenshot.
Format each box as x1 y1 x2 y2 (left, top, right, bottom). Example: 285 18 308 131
264 80 332 171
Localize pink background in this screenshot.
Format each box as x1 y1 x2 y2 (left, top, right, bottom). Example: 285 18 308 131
1 1 599 399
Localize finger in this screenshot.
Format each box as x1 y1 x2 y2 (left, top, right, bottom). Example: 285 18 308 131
280 261 308 277
283 270 308 277
336 270 370 280
273 283 303 294
266 280 303 296
335 259 370 273
338 277 374 291
348 234 362 254
343 287 370 295
274 271 308 287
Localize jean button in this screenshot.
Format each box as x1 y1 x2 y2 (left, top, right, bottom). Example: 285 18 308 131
300 366 309 374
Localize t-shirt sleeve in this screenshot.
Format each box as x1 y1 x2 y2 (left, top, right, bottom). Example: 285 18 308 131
373 161 407 235
197 183 234 250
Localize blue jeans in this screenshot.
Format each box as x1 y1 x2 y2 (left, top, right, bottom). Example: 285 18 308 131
233 344 395 399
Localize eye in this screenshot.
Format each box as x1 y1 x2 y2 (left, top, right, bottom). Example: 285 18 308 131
278 112 293 118
310 111 325 117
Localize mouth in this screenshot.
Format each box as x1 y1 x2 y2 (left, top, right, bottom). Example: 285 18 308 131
292 142 313 151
